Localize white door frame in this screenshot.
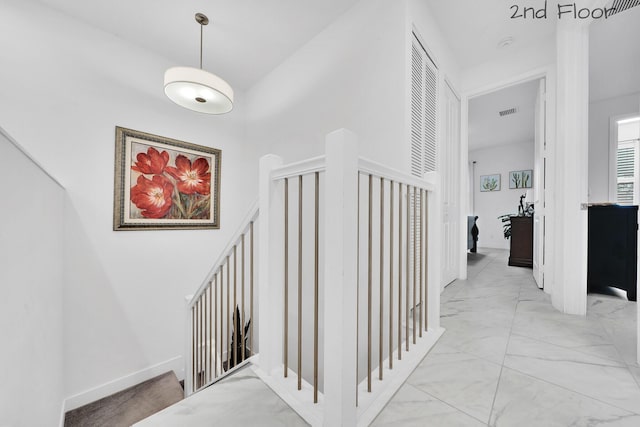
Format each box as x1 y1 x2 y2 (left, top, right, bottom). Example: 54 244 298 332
533 78 546 288
459 67 556 292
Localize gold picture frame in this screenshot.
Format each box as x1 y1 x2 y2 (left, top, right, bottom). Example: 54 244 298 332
114 126 221 230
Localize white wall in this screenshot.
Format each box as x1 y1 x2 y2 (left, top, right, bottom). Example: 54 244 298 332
246 0 408 171
246 0 409 392
469 142 534 249
0 0 258 407
0 130 65 426
588 92 640 202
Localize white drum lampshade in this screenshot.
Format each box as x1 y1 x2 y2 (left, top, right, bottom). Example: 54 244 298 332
164 66 233 114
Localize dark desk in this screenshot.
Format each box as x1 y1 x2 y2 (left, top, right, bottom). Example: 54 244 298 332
588 204 638 301
509 216 533 268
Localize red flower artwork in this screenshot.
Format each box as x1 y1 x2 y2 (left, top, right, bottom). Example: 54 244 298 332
130 175 174 218
165 155 211 195
131 147 170 175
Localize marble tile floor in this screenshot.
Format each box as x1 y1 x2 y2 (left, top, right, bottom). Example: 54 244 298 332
134 365 308 427
373 249 640 426
139 249 640 426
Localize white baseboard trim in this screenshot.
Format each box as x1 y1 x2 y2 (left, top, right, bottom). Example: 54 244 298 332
63 356 183 412
59 398 66 427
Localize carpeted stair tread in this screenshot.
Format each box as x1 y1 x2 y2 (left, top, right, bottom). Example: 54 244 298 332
64 371 184 427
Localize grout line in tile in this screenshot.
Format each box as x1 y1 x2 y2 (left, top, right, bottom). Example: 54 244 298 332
487 271 524 425
416 386 490 426
501 362 640 416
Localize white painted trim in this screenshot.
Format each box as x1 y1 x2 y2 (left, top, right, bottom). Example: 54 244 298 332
461 66 554 293
188 200 259 305
410 25 440 71
465 66 553 100
63 356 183 411
608 113 640 203
270 155 326 181
258 154 285 374
250 360 324 427
358 158 436 192
324 129 359 427
355 327 445 427
0 125 64 188
59 399 66 427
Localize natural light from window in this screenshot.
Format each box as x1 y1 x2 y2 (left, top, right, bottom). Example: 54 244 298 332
616 116 640 205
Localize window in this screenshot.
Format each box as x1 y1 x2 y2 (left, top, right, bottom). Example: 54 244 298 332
615 116 640 205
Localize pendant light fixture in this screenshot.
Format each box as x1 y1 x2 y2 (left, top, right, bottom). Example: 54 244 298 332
164 13 234 114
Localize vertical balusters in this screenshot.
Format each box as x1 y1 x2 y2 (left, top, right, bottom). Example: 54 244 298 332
209 284 212 382
220 267 224 373
191 305 196 391
226 257 230 371
250 221 254 357
419 190 423 337
198 298 202 387
389 180 394 370
297 175 303 391
313 171 319 404
412 186 417 345
379 177 384 381
398 182 402 361
424 194 429 331
356 173 360 407
214 274 218 378
284 178 289 377
367 174 372 393
233 245 238 368
241 234 246 363
406 184 410 352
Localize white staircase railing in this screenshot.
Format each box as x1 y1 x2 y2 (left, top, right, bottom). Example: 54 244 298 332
185 201 259 396
186 128 443 426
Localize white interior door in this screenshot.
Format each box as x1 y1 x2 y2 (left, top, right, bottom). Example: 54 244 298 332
442 83 461 287
533 78 546 288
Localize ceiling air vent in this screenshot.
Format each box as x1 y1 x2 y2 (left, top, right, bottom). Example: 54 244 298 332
609 0 640 16
499 107 518 117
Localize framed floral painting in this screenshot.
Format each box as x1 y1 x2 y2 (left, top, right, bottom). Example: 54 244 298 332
114 127 221 230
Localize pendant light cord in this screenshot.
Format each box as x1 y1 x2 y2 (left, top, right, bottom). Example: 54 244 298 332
199 22 203 69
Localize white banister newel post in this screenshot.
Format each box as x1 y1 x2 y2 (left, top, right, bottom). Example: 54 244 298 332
259 154 285 375
184 294 194 397
323 129 358 426
424 172 441 330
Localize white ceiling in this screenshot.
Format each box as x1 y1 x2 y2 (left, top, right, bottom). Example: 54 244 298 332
429 1 639 151
34 0 639 128
424 0 556 69
469 79 539 151
37 0 361 91
589 5 640 102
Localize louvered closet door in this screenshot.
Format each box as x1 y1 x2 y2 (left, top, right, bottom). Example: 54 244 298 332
410 35 436 176
410 34 459 288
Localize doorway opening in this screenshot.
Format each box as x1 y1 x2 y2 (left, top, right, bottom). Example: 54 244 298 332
466 78 544 285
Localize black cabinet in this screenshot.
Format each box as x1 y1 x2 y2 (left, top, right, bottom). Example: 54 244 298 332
509 216 533 268
587 205 638 301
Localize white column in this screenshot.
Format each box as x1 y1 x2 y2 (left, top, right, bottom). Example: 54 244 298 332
323 129 358 427
258 154 284 374
552 21 590 315
424 171 441 328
